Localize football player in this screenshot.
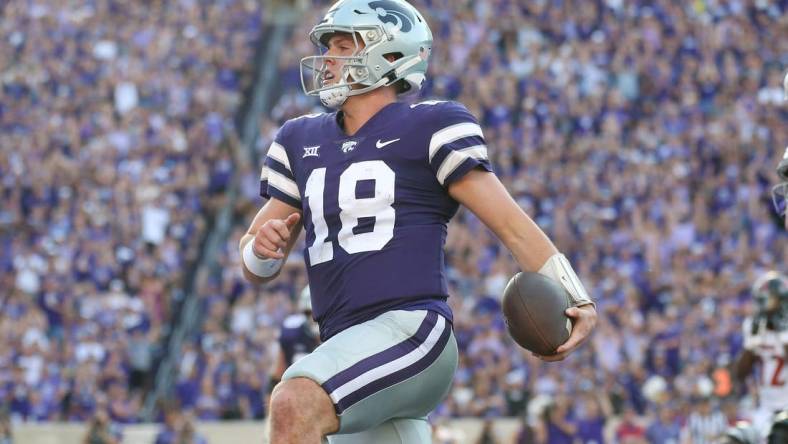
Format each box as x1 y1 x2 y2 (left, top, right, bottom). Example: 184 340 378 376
238 1 597 442
735 271 788 438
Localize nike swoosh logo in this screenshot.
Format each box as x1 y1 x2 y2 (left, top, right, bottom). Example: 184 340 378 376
376 138 400 149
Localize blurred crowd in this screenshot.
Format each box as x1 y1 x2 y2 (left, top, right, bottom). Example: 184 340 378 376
220 0 788 443
2 0 788 443
0 0 262 426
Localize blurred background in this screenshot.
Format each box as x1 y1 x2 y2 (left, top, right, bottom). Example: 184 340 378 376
1 0 786 443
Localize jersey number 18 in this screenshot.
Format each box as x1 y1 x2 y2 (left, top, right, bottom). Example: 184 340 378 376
304 160 395 265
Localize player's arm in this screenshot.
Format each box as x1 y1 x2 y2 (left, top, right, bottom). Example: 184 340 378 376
239 197 302 285
734 317 762 386
448 169 597 361
734 349 757 383
449 170 557 271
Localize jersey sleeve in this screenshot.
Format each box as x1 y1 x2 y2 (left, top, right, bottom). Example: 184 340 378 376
260 124 301 209
426 101 493 187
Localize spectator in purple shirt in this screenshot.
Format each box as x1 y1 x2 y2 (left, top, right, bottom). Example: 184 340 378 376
576 393 613 444
646 404 681 444
544 396 577 444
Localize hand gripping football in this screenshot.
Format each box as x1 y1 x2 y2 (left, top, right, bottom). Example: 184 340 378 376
502 272 572 356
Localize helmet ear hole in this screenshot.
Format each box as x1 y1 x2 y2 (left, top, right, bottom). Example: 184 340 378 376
383 52 406 92
383 52 404 62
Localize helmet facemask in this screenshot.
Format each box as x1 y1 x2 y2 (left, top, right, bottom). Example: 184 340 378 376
301 26 391 108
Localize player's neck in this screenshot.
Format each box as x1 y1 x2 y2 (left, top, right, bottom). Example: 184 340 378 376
340 88 397 136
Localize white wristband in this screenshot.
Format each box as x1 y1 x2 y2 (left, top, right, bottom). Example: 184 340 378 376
538 253 594 307
242 241 283 278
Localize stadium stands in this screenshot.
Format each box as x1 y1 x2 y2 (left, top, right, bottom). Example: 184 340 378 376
0 0 263 424
2 0 786 443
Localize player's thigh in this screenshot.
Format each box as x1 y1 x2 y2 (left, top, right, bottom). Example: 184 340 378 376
333 331 456 434
270 376 337 427
327 418 432 444
282 309 458 434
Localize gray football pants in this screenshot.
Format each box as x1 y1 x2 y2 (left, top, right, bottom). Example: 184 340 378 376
282 310 458 443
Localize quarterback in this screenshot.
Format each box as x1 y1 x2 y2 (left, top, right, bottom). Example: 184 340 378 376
238 1 597 443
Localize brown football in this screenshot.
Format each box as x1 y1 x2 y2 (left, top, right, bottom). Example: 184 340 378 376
501 272 572 356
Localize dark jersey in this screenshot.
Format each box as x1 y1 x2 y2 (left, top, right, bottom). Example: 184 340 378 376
279 314 320 366
261 100 492 340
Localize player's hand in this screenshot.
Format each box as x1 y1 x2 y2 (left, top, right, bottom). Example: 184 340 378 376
252 213 300 260
534 304 597 362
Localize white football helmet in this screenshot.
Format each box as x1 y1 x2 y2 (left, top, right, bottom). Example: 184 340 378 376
300 0 433 108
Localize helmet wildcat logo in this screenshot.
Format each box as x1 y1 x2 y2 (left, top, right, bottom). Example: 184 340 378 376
368 1 415 33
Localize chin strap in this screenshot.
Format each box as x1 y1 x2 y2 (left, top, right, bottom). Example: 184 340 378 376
319 84 352 108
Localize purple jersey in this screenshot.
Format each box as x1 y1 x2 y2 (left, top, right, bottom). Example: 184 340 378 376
261 101 492 340
279 314 319 366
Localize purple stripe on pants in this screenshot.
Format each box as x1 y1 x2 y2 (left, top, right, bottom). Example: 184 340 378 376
322 311 439 395
333 316 451 414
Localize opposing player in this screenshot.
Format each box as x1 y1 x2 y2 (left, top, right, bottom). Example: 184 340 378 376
735 271 788 437
238 1 597 442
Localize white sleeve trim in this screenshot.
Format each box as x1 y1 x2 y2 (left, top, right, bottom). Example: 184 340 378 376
428 122 484 161
436 144 489 185
267 170 301 201
267 142 292 172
